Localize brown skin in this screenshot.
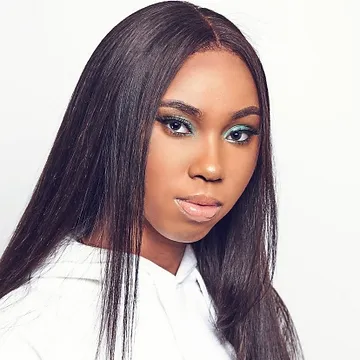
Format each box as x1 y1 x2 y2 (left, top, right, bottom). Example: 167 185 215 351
83 50 260 275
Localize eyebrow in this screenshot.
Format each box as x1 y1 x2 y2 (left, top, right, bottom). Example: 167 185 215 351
159 99 260 121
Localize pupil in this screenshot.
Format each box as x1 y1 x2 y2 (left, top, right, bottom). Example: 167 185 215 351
232 131 241 140
171 121 181 130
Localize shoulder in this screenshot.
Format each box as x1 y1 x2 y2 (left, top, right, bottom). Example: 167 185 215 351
0 327 42 359
0 276 102 360
0 281 47 359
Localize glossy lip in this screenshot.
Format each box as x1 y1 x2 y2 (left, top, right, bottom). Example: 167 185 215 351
174 194 223 223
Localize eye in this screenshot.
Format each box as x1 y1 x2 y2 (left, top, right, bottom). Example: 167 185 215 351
227 130 249 142
224 125 259 145
166 120 190 134
156 116 193 136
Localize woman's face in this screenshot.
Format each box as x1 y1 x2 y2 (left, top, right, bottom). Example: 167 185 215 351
144 50 260 245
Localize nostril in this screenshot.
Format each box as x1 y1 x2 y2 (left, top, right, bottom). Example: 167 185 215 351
195 175 222 183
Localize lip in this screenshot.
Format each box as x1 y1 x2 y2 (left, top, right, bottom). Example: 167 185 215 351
177 194 223 206
175 195 222 223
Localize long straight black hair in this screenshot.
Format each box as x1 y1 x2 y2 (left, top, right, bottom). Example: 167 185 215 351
0 1 303 359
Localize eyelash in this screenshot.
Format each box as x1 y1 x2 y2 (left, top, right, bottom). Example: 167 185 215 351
155 115 259 145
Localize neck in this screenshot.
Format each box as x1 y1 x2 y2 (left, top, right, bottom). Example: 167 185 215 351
81 224 186 276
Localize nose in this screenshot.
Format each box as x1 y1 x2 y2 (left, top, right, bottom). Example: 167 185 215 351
188 136 223 182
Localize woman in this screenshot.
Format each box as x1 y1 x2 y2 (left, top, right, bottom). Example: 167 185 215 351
0 1 303 359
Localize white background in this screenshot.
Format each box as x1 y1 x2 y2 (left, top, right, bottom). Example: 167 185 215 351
0 1 358 359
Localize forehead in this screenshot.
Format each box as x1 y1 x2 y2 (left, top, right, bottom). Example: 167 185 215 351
162 50 259 114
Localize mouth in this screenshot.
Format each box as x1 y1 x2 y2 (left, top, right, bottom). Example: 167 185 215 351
175 195 222 223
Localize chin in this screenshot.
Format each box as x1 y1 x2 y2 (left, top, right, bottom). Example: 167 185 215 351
164 227 212 243
144 217 214 243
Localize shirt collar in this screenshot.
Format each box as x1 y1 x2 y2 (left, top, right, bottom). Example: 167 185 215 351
34 237 198 287
139 244 198 287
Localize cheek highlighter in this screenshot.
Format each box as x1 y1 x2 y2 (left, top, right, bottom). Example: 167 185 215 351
174 199 221 223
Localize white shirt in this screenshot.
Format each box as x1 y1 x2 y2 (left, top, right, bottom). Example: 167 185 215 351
0 237 236 359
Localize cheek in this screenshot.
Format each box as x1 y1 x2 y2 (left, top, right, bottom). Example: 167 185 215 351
144 127 191 199
223 143 259 207
143 126 213 242
143 127 188 226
